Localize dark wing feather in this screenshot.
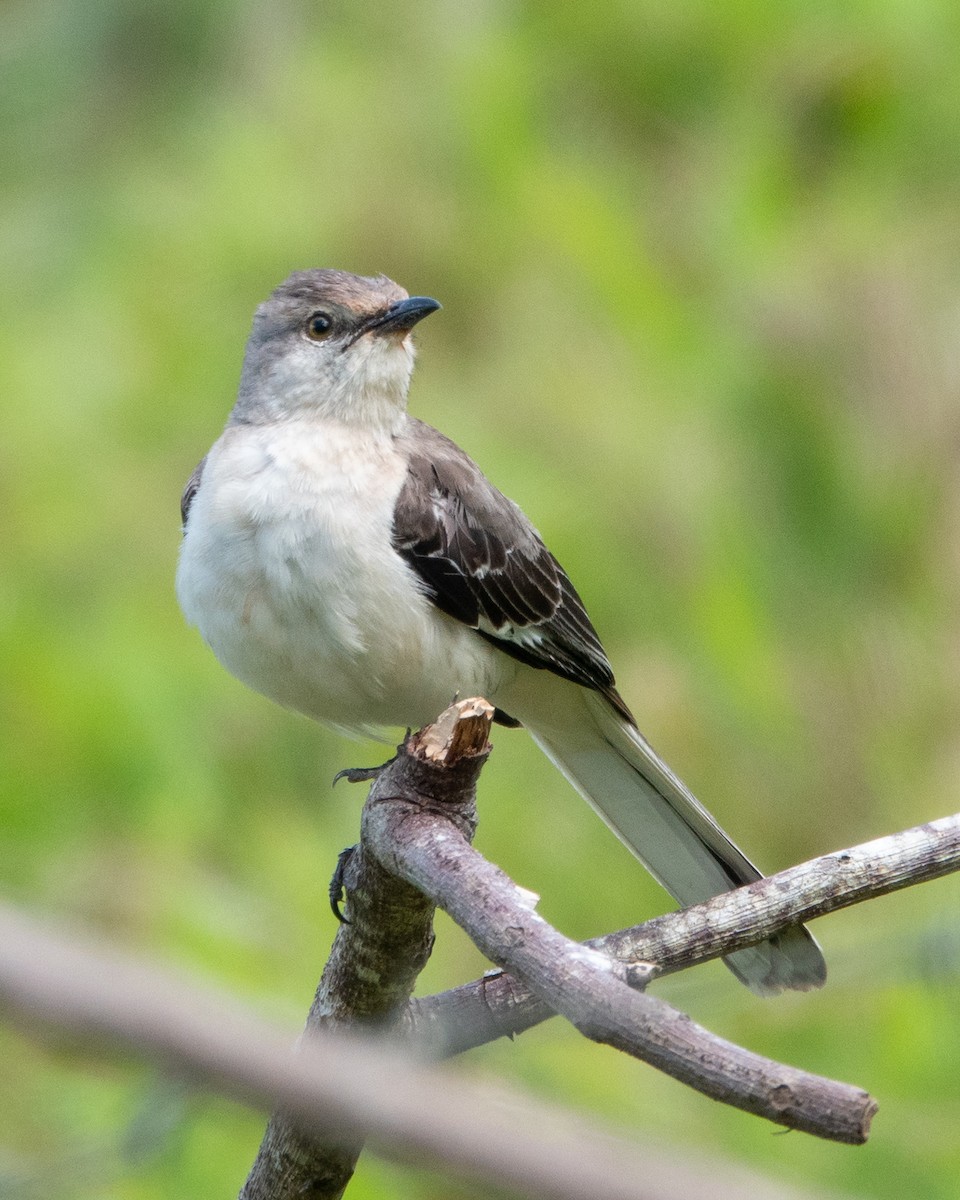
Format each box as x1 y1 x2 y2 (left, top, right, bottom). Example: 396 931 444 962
180 457 206 530
392 420 633 722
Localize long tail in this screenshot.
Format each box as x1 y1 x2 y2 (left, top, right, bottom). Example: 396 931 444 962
514 680 826 996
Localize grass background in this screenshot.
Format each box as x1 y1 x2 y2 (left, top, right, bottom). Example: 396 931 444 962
3 1 960 1196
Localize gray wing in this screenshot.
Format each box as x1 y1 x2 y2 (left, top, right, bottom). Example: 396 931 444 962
392 420 633 723
180 457 206 530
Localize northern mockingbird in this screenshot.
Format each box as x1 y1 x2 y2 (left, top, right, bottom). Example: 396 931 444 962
177 268 826 996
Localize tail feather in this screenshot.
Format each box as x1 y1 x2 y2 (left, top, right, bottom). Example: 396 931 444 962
515 682 826 996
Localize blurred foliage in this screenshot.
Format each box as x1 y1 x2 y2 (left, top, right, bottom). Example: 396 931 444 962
3 0 960 1196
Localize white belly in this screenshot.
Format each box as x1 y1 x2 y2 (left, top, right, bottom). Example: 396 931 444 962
176 419 513 735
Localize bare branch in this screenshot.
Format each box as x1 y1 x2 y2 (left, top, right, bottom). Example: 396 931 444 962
404 813 960 1055
242 699 492 1198
0 902 841 1200
18 702 954 1193
361 747 876 1144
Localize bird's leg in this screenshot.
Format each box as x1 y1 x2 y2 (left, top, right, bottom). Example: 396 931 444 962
329 845 355 923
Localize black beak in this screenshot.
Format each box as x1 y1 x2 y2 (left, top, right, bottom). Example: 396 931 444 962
368 296 442 336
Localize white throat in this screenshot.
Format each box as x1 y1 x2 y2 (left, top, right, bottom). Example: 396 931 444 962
233 332 416 438
324 334 415 436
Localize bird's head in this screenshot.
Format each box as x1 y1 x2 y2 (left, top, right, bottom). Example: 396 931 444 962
232 269 441 432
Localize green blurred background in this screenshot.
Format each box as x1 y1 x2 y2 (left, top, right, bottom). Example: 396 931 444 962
3 1 960 1196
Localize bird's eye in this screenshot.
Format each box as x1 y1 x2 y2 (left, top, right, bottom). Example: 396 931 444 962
305 312 333 340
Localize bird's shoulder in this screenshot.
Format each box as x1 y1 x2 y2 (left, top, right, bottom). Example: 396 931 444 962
393 418 541 556
392 418 630 713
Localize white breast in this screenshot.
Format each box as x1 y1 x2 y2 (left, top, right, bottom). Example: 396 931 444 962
176 418 512 735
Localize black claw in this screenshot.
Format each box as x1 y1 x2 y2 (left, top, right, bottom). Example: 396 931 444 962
332 765 382 786
331 749 402 787
329 846 356 923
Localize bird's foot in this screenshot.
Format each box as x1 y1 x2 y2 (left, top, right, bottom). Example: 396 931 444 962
331 764 385 785
329 845 356 923
331 738 409 786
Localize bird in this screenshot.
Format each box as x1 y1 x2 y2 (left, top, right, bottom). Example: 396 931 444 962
176 268 826 996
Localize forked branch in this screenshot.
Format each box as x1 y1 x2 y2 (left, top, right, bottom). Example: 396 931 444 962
4 701 958 1200
359 703 876 1146
404 812 960 1055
